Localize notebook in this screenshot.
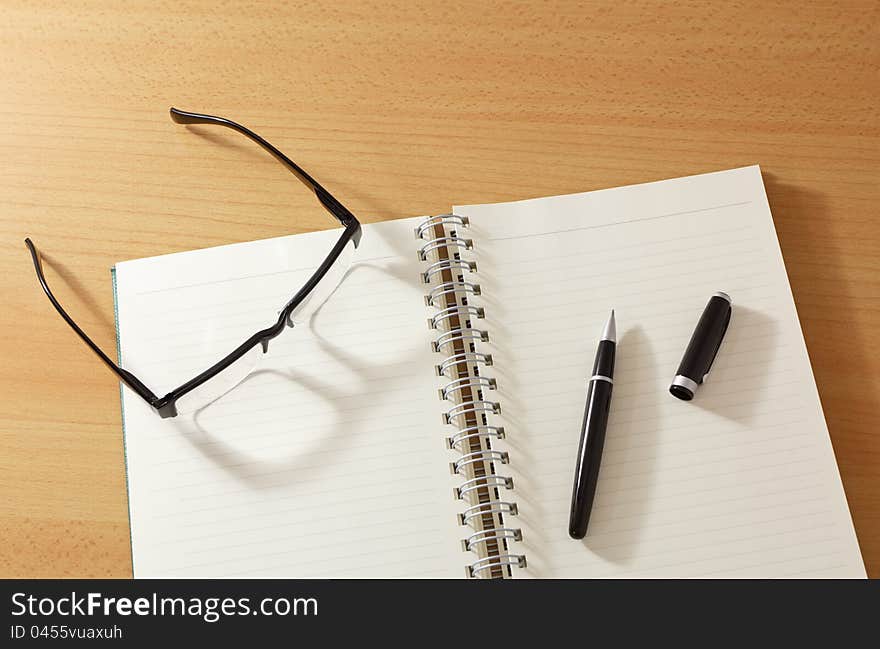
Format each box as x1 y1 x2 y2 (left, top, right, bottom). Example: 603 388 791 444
113 165 865 578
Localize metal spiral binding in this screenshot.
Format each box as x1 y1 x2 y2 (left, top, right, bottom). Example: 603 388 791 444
433 329 489 354
429 304 484 330
451 450 509 475
436 351 492 378
469 554 528 578
422 259 476 284
462 528 522 553
415 214 469 240
418 236 472 261
440 376 496 401
417 212 526 579
425 281 481 306
455 474 514 499
459 500 517 527
446 425 505 451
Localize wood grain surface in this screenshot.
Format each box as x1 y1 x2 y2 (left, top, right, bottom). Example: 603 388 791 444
1 0 877 577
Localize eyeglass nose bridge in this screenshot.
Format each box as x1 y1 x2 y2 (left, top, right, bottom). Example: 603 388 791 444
259 319 289 352
156 400 179 419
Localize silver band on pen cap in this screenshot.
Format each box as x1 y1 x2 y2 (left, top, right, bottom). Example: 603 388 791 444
671 375 699 397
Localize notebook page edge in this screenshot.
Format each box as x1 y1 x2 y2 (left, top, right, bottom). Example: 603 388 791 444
455 165 762 213
112 265 137 577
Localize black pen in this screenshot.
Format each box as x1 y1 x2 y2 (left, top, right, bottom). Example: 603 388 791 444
569 310 616 539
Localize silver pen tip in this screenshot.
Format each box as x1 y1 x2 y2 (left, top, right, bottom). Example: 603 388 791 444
601 309 616 342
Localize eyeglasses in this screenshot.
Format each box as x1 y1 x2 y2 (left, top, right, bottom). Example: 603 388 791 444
25 107 362 418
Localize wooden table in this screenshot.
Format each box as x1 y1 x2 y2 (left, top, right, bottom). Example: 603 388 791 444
1 1 877 578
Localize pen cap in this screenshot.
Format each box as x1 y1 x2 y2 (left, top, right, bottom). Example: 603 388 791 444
670 292 731 400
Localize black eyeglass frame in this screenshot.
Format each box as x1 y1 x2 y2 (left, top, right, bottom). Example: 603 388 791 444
25 107 362 418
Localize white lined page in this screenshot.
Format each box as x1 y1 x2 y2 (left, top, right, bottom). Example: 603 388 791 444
115 217 463 578
457 166 865 577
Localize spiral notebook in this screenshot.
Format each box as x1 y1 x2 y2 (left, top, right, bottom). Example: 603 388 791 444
114 165 865 578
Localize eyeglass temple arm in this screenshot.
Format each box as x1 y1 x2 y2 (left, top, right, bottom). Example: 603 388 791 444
169 107 358 230
24 238 160 405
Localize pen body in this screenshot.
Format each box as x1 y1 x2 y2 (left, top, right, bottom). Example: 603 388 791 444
569 339 615 539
